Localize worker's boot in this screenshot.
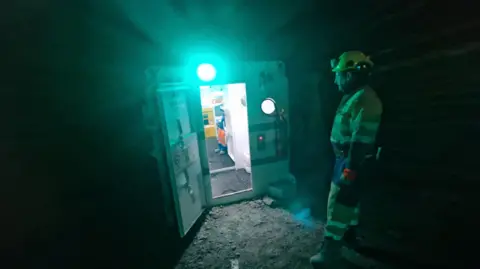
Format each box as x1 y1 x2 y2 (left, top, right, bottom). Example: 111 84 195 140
343 226 360 248
310 237 343 268
214 148 226 155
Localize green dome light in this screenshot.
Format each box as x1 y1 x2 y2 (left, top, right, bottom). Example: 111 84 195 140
197 63 216 82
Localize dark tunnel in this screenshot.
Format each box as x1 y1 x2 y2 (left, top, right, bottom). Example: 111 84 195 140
2 1 479 268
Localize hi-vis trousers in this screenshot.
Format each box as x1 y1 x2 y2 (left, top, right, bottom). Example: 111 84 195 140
324 182 360 240
324 156 368 240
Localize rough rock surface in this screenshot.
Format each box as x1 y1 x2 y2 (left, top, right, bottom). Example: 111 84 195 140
176 200 324 269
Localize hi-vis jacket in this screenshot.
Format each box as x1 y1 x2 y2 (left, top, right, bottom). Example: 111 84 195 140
331 86 383 172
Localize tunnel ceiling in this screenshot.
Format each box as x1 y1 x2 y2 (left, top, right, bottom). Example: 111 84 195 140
100 0 475 64
112 0 317 62
110 0 426 63
10 1 476 65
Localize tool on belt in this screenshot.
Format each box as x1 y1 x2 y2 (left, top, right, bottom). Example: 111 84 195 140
332 146 381 185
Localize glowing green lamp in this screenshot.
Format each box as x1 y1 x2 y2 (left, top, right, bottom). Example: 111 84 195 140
196 63 216 82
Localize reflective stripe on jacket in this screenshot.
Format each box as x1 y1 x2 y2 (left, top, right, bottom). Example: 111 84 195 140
330 86 383 171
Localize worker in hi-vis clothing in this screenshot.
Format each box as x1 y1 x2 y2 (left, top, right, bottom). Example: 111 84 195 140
310 51 383 267
214 106 228 155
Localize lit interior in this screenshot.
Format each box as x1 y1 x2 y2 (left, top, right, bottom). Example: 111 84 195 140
200 83 253 199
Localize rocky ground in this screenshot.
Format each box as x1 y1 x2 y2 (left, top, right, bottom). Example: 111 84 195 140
175 200 324 269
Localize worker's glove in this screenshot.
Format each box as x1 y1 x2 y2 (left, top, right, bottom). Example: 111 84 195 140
339 168 357 185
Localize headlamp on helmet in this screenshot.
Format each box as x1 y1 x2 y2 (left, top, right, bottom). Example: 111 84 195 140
331 51 374 73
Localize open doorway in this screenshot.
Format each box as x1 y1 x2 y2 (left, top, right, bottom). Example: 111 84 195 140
199 83 253 199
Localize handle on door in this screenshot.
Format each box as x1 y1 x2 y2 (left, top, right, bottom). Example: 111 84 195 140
176 118 186 151
176 118 183 135
181 171 195 201
184 146 190 162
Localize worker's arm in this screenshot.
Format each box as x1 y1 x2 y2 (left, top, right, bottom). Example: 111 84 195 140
344 96 382 179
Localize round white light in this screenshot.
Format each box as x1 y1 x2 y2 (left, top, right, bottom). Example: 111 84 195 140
196 63 216 82
261 99 276 115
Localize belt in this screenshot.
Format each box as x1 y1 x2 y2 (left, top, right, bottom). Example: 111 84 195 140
332 144 349 157
334 149 348 157
333 148 380 159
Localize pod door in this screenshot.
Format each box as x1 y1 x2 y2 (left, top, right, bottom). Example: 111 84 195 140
155 83 208 237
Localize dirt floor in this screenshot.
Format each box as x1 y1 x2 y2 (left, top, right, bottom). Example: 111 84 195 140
175 200 324 269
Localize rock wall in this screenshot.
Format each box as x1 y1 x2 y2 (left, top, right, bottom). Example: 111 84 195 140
2 2 180 268
282 1 479 267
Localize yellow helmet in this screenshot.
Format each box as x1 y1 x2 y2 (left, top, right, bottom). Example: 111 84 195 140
331 51 374 72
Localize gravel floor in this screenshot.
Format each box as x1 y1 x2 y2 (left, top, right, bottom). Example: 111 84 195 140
175 200 324 269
